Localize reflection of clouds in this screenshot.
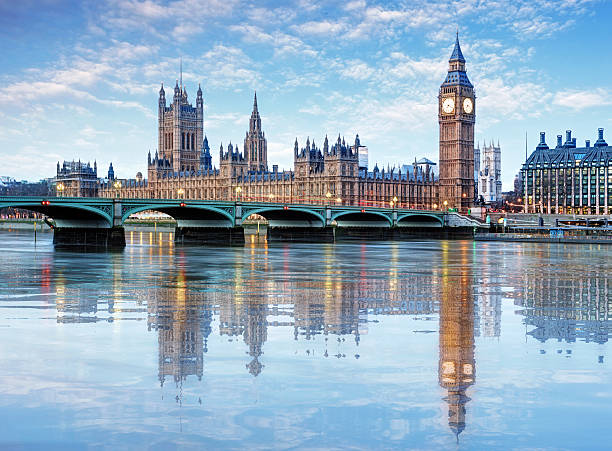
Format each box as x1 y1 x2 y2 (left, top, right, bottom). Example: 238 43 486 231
551 371 603 384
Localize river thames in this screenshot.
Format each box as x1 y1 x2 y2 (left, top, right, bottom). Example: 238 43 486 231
0 229 610 450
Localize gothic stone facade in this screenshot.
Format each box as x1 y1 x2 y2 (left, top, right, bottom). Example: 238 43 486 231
438 33 476 212
100 37 474 212
475 140 502 204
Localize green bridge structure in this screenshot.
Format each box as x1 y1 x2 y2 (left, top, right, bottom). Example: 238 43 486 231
0 196 485 247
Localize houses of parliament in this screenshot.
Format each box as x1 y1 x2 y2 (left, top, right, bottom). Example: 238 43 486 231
96 36 475 212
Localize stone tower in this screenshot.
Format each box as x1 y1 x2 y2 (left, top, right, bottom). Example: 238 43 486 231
438 33 475 212
478 140 502 204
158 80 204 173
244 92 268 172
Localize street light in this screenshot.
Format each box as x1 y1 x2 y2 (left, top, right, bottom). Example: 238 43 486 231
392 196 398 209
443 200 448 211
325 191 332 207
335 197 342 204
433 203 438 209
113 180 122 199
235 186 242 202
268 193 275 202
177 188 185 199
56 182 65 197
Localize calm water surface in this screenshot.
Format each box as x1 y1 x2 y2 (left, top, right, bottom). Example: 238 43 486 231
0 229 610 450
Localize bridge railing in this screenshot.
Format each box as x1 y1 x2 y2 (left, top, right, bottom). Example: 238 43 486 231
0 195 446 214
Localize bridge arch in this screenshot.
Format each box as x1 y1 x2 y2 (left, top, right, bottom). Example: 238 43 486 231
397 213 444 227
243 206 325 228
121 203 235 227
0 200 113 228
331 210 393 227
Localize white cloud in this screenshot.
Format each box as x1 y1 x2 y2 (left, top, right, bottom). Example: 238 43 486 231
344 0 366 12
200 45 261 90
553 88 612 110
293 20 346 36
477 78 552 121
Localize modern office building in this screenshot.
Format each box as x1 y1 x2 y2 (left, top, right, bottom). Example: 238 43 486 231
521 129 610 214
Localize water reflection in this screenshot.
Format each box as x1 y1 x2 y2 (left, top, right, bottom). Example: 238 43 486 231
147 271 213 386
1 230 611 448
516 263 612 344
439 242 475 439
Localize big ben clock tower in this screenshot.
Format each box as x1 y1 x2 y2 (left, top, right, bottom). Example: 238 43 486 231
439 33 475 212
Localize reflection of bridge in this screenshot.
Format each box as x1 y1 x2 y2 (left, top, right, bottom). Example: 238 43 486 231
0 196 483 247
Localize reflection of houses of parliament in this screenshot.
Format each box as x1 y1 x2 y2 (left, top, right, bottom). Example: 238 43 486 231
438 243 476 439
516 270 612 344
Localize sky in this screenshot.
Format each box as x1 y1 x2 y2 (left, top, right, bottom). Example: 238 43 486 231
0 0 611 190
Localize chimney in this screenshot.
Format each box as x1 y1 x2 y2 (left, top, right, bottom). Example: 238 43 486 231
565 130 572 145
557 135 562 147
586 140 590 148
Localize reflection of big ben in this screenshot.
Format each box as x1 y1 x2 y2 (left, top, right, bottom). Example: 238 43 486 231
439 242 475 438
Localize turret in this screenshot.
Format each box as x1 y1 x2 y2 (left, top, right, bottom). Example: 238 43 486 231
294 138 298 157
107 162 115 181
196 83 203 109
159 83 166 109
173 80 180 101
536 132 549 151
594 128 607 147
324 135 329 154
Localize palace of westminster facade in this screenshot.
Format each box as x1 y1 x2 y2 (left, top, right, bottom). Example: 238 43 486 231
92 36 477 212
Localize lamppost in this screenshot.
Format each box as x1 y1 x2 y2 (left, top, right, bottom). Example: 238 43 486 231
326 191 332 207
235 186 242 202
56 182 65 198
433 203 438 210
335 196 342 205
392 196 398 209
113 180 122 199
177 188 185 199
443 200 448 212
268 193 275 202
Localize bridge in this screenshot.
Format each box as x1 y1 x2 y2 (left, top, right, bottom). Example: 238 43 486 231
0 196 483 247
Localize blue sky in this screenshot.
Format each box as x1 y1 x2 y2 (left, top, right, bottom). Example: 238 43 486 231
1 0 611 189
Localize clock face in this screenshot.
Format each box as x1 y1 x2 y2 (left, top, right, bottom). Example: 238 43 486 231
463 97 473 114
442 97 455 114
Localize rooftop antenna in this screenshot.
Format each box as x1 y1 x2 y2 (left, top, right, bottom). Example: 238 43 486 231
180 57 183 91
525 131 528 162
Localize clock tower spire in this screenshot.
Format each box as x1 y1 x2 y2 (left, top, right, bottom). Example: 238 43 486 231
438 33 475 212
